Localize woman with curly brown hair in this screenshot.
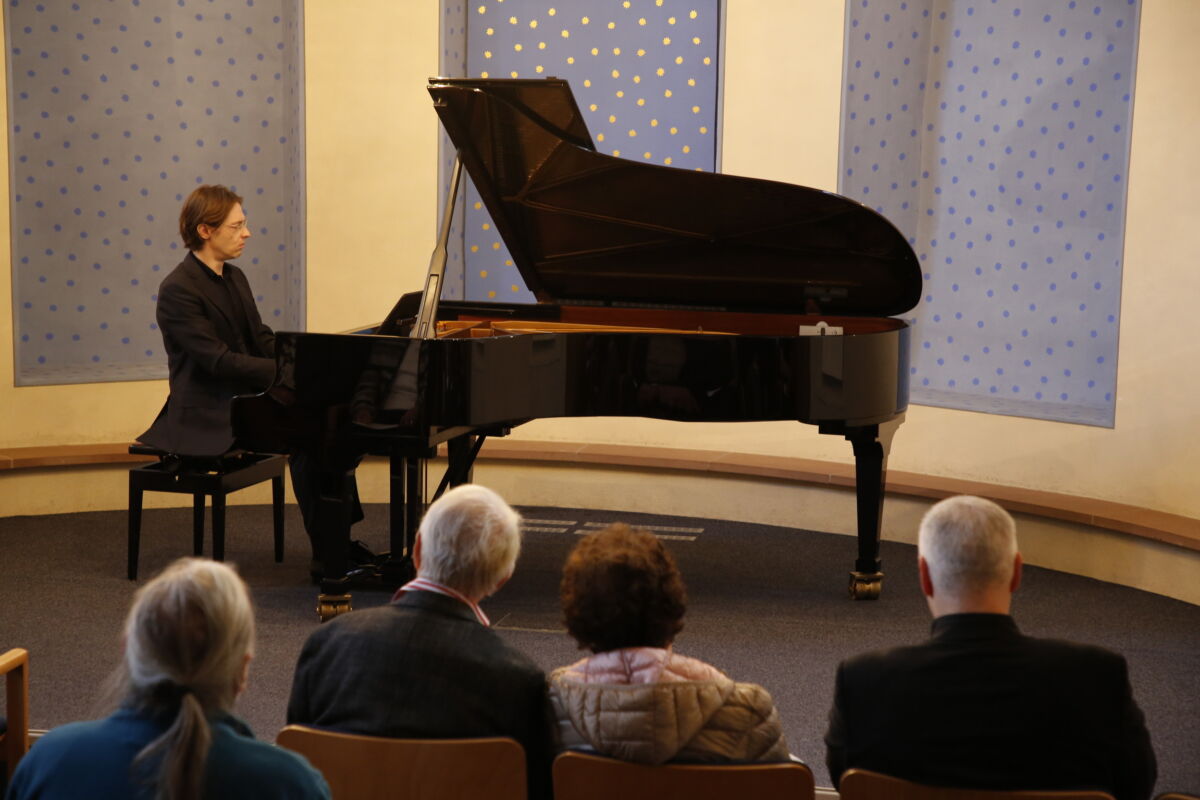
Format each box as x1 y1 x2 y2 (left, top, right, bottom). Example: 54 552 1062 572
549 523 791 765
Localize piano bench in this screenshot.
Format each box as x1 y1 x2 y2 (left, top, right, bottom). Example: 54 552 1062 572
126 445 287 581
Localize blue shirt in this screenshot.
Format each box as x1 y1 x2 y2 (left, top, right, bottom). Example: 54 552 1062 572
5 707 329 800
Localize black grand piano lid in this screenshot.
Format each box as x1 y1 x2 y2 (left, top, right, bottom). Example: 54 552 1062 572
429 77 922 318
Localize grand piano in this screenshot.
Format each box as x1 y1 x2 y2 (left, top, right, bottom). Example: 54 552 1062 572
233 77 921 617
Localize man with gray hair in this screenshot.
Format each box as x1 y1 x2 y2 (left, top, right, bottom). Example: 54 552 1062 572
287 484 554 799
824 495 1156 800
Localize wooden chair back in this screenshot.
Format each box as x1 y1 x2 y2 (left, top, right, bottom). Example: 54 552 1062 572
275 725 525 800
839 768 1116 800
552 750 815 800
1 648 30 782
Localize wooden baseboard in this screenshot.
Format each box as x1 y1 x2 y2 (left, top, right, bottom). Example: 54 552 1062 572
4 440 1197 553
0 443 153 470
465 439 1200 553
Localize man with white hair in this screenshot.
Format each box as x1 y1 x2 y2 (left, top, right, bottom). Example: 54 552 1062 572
287 484 554 800
824 495 1156 800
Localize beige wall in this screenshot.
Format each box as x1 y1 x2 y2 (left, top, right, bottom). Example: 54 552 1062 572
302 3 440 333
3 1 1199 524
0 2 441 456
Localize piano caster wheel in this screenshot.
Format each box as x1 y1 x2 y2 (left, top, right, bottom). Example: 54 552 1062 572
317 593 353 622
849 571 883 601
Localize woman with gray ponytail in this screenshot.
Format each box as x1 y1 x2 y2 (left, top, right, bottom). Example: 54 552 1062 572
6 558 329 800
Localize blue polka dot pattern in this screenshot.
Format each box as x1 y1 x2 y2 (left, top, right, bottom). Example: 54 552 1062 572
840 0 1138 427
9 1 304 386
439 2 469 301
450 0 720 303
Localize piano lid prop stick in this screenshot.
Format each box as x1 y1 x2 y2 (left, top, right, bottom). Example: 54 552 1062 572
413 154 464 340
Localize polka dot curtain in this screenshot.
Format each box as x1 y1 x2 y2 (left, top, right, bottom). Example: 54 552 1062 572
439 2 468 301
442 0 720 303
841 0 1138 427
8 0 305 386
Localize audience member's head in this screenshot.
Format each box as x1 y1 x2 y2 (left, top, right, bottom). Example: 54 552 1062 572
415 484 523 601
917 495 1021 616
561 523 687 653
117 557 255 800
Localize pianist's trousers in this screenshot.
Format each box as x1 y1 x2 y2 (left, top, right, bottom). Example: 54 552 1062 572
288 446 365 578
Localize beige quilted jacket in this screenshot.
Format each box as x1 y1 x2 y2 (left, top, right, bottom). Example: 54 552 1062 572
549 647 790 765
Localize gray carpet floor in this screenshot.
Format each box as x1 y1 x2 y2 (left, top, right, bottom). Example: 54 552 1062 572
1 503 1197 793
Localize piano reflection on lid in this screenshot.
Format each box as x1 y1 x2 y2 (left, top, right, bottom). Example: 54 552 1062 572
232 77 921 620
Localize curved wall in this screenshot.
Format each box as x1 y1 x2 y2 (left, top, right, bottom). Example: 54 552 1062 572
2 2 1198 530
513 0 1200 522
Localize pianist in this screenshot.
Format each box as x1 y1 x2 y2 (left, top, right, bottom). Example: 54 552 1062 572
138 184 368 581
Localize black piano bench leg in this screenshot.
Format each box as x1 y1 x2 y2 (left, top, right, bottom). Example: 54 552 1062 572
128 482 144 581
212 492 226 562
272 474 285 563
192 493 205 556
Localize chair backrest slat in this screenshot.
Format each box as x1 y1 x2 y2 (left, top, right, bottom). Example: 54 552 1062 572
1 648 30 782
276 725 526 800
839 768 1117 800
552 750 815 800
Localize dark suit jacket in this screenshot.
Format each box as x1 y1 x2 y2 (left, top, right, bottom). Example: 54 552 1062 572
139 252 276 456
287 591 556 800
825 613 1156 800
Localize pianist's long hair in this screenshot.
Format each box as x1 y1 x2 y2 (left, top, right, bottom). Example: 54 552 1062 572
116 557 255 800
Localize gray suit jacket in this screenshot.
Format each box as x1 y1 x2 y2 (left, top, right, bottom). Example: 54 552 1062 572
139 252 275 456
825 613 1156 800
287 591 555 800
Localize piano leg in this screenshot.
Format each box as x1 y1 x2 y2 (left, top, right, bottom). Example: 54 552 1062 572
316 468 358 621
366 428 507 605
318 450 430 621
841 416 901 600
389 455 406 557
405 456 423 548
377 453 419 586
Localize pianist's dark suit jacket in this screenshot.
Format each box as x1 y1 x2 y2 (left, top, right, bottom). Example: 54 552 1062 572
139 252 275 456
287 590 556 800
825 613 1156 800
